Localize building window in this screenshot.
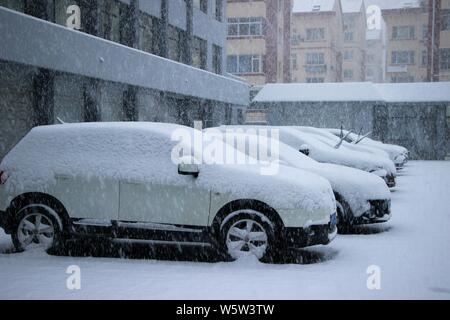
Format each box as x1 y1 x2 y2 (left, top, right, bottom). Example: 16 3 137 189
139 12 159 55
212 45 222 74
101 0 126 44
366 68 375 78
441 10 450 31
392 51 415 65
168 26 187 63
440 48 450 70
306 53 325 65
392 26 415 40
343 69 353 80
0 0 24 11
291 54 298 70
246 110 267 124
391 76 414 83
344 31 354 42
227 17 263 37
227 55 262 74
306 77 325 83
344 50 353 61
194 0 207 14
192 36 207 70
306 28 325 41
421 50 428 67
422 24 429 40
367 54 375 63
215 0 222 21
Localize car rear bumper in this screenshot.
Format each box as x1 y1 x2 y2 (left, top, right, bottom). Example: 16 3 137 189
352 200 391 225
282 213 337 248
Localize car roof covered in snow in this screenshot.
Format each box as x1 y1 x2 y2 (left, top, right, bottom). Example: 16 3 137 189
292 0 336 13
253 82 450 103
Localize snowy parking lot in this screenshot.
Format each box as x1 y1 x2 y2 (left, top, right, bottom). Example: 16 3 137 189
0 161 449 300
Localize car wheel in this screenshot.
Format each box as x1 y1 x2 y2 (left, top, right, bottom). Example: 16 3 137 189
221 211 276 262
336 200 353 233
12 205 62 252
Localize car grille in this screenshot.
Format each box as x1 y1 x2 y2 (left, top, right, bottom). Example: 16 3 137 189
368 199 391 218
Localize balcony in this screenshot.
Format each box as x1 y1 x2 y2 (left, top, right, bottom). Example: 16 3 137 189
304 65 327 74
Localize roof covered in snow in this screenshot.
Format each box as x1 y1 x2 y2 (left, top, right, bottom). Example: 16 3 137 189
374 82 450 103
379 0 422 10
253 82 450 103
292 0 336 13
341 0 364 13
253 82 383 102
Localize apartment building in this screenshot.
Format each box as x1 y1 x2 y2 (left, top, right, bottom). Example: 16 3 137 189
439 0 450 81
341 0 366 82
365 27 386 82
226 0 291 86
0 1 249 159
290 0 344 83
382 1 429 83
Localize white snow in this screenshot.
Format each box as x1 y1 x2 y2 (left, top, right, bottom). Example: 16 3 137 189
0 161 449 299
252 82 450 103
253 82 384 102
374 82 450 103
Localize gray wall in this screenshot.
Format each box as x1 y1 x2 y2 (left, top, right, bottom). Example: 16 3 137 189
252 100 449 160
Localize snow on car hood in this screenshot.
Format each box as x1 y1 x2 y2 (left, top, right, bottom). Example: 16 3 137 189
0 122 336 214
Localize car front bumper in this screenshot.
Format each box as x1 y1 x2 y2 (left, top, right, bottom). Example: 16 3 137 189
352 200 391 225
384 174 396 188
282 213 337 248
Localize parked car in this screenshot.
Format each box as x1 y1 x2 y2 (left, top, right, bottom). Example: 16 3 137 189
206 128 391 230
0 122 337 262
325 128 409 169
292 126 397 187
219 125 397 188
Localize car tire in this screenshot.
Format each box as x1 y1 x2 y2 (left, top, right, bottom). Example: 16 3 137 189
220 210 277 263
12 205 63 252
336 200 353 234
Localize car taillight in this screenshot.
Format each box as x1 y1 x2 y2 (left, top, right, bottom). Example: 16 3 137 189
0 171 8 184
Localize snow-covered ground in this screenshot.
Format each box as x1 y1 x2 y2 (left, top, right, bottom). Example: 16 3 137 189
1 161 449 299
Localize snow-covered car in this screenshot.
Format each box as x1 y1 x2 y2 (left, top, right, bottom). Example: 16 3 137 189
205 128 391 229
292 126 397 187
0 122 337 262
325 128 409 169
219 125 397 188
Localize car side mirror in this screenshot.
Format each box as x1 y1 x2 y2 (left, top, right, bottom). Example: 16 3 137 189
177 156 199 177
299 144 310 156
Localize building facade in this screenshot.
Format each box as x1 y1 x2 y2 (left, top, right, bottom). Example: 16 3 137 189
365 26 386 82
226 0 291 86
0 1 250 159
439 0 450 81
290 0 344 83
341 0 366 82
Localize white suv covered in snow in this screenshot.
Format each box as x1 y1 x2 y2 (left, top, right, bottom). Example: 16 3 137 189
0 122 337 262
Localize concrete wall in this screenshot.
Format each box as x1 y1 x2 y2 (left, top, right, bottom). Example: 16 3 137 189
252 100 449 160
